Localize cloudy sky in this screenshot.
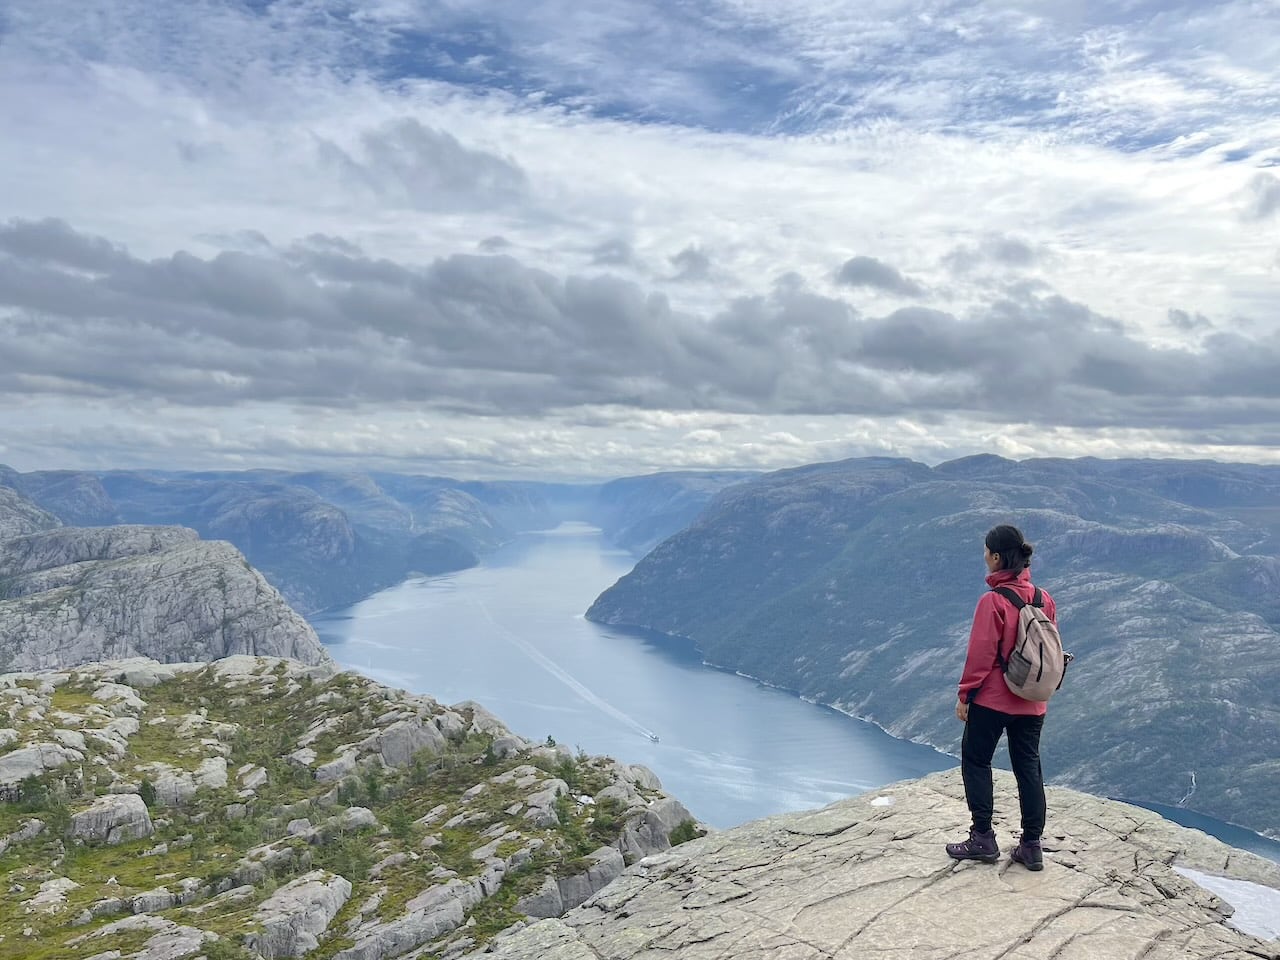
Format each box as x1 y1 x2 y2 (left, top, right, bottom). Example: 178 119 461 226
2 0 1279 479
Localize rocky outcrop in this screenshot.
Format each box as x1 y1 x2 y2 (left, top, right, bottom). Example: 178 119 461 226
68 794 154 845
0 742 85 793
0 657 703 958
474 769 1280 960
516 846 625 918
615 796 696 864
247 870 352 958
0 485 60 540
0 525 332 671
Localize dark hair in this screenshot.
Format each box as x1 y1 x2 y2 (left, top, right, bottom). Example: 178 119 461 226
986 524 1034 574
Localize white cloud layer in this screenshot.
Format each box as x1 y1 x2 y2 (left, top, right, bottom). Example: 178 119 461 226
1 0 1278 477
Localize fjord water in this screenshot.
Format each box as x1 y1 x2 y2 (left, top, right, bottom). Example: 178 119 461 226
312 522 952 828
313 523 1280 861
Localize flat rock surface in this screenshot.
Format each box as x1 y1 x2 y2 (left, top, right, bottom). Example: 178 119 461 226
473 769 1280 960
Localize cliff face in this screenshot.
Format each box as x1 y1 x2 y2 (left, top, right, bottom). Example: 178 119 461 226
0 525 331 671
0 486 61 541
587 456 1280 836
0 656 704 959
476 769 1280 960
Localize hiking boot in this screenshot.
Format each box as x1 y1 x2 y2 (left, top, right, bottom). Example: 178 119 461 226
1011 838 1044 871
945 827 999 863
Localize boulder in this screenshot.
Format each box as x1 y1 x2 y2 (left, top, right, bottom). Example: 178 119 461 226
359 717 447 768
150 768 197 807
616 797 695 864
245 869 352 958
315 750 358 783
68 794 154 845
523 779 569 829
491 734 526 759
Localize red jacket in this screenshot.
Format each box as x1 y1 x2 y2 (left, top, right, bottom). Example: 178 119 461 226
957 568 1056 717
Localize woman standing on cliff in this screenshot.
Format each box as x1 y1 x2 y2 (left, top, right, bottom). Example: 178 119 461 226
946 524 1055 871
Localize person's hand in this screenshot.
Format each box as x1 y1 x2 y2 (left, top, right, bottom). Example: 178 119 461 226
955 699 969 723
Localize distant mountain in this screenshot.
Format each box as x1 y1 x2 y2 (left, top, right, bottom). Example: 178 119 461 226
588 471 756 554
588 456 1280 838
1 465 758 616
0 525 331 671
0 468 583 615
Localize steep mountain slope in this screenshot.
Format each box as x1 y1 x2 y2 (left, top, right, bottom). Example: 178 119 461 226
0 526 331 671
588 456 1280 837
0 657 702 959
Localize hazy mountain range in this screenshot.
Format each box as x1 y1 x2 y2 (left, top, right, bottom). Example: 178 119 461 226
0 466 746 617
588 455 1280 838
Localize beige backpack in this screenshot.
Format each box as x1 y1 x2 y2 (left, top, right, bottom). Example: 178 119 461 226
991 587 1073 702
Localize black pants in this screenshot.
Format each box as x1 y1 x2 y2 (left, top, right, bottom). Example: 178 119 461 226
961 702 1046 841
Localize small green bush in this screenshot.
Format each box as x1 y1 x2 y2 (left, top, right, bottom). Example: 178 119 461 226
669 819 705 846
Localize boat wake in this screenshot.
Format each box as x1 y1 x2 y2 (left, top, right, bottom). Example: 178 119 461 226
470 599 660 744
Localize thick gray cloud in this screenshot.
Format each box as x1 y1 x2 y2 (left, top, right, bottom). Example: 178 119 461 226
2 219 1279 433
317 119 528 211
835 255 924 297
669 245 712 282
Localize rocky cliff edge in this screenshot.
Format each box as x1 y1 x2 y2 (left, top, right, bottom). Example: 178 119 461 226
473 769 1280 960
0 525 331 671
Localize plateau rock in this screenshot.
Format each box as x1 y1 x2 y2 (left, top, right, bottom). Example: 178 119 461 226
475 769 1280 960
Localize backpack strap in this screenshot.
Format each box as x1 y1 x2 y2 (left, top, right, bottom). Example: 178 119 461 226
989 586 1040 670
991 586 1044 609
991 586 1025 609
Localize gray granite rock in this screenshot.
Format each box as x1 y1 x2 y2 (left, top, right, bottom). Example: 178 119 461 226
360 716 448 768
471 770 1280 960
0 742 85 792
68 794 154 846
315 749 358 783
246 869 352 958
0 525 332 672
517 846 626 919
523 779 569 828
0 486 60 541
616 796 696 864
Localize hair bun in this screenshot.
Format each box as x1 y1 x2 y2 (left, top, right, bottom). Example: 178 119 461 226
1020 542 1035 558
